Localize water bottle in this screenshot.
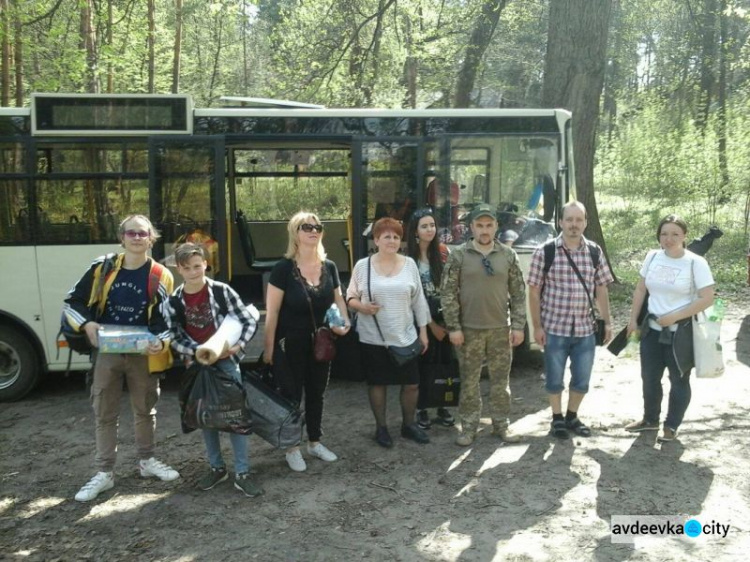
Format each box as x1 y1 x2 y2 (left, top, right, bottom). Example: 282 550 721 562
708 298 725 323
622 330 640 359
325 303 346 327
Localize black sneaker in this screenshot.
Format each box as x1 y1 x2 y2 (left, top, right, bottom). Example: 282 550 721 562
375 426 393 448
435 408 455 427
234 473 264 497
197 467 228 491
401 423 430 444
417 410 432 430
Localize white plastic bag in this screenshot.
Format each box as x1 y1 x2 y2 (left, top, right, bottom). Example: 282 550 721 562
692 311 724 378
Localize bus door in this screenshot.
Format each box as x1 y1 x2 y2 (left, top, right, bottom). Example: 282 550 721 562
352 137 430 258
149 136 225 282
226 140 352 303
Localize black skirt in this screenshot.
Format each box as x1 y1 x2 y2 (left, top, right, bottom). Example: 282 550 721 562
360 342 420 386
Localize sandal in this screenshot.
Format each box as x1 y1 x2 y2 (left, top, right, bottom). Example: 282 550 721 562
565 417 592 437
549 419 569 439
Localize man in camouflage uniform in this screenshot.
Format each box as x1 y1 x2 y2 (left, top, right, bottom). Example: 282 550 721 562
441 204 527 446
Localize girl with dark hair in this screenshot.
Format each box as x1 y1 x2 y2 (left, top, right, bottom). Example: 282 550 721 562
406 208 455 429
624 214 715 442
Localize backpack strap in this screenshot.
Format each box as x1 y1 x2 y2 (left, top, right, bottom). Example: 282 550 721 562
211 282 228 315
586 241 601 270
542 239 557 275
543 239 600 276
147 261 165 303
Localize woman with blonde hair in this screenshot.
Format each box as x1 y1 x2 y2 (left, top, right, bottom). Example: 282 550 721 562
265 211 351 471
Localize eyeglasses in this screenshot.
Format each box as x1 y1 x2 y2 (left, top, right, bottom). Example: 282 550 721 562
299 223 324 233
481 256 494 276
124 230 150 239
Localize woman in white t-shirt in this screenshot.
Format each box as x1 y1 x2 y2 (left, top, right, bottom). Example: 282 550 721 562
624 215 715 442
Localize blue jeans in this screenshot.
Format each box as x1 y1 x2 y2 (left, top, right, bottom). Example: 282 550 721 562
544 333 596 394
201 359 249 474
640 328 691 430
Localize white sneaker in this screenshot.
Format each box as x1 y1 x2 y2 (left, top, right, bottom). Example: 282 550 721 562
307 443 338 462
139 457 180 481
75 471 114 502
285 449 307 472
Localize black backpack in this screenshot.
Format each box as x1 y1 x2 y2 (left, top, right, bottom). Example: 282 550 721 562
168 283 228 327
58 253 117 357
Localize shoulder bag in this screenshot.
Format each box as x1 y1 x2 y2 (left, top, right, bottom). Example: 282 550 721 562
368 257 422 366
690 260 724 378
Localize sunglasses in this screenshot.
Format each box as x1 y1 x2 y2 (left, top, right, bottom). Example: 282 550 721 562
412 207 434 220
124 230 150 239
481 255 494 276
299 223 324 233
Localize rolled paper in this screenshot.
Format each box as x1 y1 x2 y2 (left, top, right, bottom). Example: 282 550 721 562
195 316 243 365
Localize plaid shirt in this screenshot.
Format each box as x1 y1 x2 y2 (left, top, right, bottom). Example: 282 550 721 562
527 236 613 337
164 278 259 364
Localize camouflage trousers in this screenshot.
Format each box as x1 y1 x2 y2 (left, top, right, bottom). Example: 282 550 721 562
456 327 512 434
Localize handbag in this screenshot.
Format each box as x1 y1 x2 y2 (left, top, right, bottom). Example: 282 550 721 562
313 326 336 362
562 247 606 346
367 257 422 367
692 307 725 379
242 364 305 449
420 339 460 408
293 262 337 363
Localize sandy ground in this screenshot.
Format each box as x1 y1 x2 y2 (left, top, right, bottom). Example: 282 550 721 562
2 294 750 562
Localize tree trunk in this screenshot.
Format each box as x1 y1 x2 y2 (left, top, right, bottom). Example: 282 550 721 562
541 0 612 263
106 0 113 92
80 0 98 92
147 0 155 93
402 15 417 108
12 1 21 106
716 0 729 195
172 0 183 94
696 0 717 133
454 0 508 108
1 0 10 105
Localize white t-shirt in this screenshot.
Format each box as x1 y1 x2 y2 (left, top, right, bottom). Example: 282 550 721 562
641 249 714 317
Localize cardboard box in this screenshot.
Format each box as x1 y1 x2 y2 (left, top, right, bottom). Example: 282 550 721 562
98 325 157 354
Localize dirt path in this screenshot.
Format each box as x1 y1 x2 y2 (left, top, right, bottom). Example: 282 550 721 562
2 301 750 561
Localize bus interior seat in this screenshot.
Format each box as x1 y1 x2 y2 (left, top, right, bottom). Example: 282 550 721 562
235 209 282 271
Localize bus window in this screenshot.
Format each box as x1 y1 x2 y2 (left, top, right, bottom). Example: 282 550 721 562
0 181 27 244
363 142 417 224
233 148 350 221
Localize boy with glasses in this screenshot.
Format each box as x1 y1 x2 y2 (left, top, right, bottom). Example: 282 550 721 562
441 204 527 446
64 215 180 502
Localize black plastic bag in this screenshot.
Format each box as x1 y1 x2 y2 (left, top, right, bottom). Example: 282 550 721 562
243 363 305 450
182 363 253 435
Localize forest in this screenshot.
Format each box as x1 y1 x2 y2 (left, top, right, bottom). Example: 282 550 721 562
1 0 749 286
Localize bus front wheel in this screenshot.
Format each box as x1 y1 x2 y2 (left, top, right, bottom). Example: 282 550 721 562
0 326 41 402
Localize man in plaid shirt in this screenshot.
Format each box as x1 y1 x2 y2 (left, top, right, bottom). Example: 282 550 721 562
528 201 614 440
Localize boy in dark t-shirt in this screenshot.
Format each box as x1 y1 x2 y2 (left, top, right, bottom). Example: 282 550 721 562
165 243 262 498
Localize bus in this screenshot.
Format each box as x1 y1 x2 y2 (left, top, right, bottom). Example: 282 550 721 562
0 93 574 401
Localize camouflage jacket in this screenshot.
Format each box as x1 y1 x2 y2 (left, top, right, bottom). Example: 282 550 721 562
440 240 526 332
